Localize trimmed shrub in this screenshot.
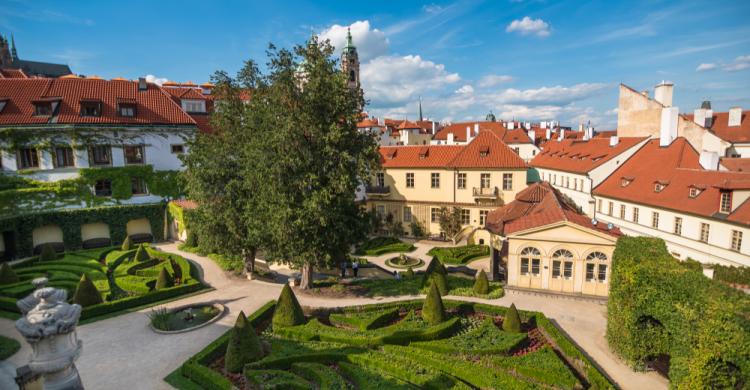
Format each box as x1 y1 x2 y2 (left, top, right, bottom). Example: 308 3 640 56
405 267 414 278
155 267 174 290
422 258 448 296
0 263 19 285
422 282 445 325
72 273 103 307
502 303 521 333
169 258 182 284
225 311 264 373
272 284 305 329
474 269 489 295
121 236 132 251
134 244 150 262
40 244 57 261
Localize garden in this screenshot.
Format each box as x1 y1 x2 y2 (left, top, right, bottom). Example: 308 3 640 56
427 245 490 265
167 284 615 389
0 241 206 322
354 236 416 256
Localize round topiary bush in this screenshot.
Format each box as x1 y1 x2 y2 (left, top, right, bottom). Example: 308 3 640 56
155 267 174 290
121 236 132 251
0 263 19 285
134 244 150 262
503 303 522 333
225 311 264 373
39 244 57 261
72 273 103 307
272 284 305 329
422 282 446 325
474 269 489 295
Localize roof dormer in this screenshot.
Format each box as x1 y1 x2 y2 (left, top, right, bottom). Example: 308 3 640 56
181 99 206 113
418 146 429 159
0 97 7 113
654 180 669 193
688 184 705 198
80 99 102 117
620 176 633 187
32 97 60 116
479 146 489 157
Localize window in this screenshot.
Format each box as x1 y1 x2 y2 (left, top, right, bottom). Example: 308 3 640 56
376 172 385 187
80 101 101 117
608 201 613 216
94 179 112 197
521 259 529 275
633 207 639 223
431 207 439 223
124 145 144 164
170 144 185 154
552 261 561 278
54 147 74 168
479 210 489 226
460 209 470 225
89 145 111 166
431 173 440 188
586 264 595 281
403 207 412 223
181 99 206 113
513 147 520 154
586 251 608 282
619 204 626 219
17 148 39 169
118 103 136 117
731 230 742 252
688 187 701 198
654 183 665 192
502 173 513 190
574 179 579 191
597 264 608 282
480 173 490 189
674 217 682 235
33 102 52 116
406 172 414 188
565 262 573 279
565 176 569 188
456 173 466 189
651 212 659 229
519 247 541 276
552 249 574 279
531 259 540 276
700 223 710 243
720 192 732 213
131 177 147 195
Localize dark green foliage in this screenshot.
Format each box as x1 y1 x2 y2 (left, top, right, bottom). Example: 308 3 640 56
412 318 527 355
711 263 750 285
272 284 305 329
0 263 19 285
503 303 522 333
134 245 150 262
438 207 463 243
329 308 400 331
427 245 490 265
0 335 21 360
422 258 448 296
155 267 174 290
474 269 489 295
404 267 414 278
40 244 57 261
121 236 132 251
354 236 415 256
170 258 182 283
224 311 264 373
184 231 198 248
422 282 445 325
72 273 103 307
409 220 426 238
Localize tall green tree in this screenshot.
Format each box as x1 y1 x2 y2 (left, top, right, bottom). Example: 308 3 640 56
439 207 464 244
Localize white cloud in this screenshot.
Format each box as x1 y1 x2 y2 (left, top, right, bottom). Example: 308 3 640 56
490 83 608 105
361 55 460 106
696 63 717 72
319 20 389 62
724 55 750 72
422 4 443 14
145 74 168 86
505 16 551 38
455 85 474 94
477 74 514 88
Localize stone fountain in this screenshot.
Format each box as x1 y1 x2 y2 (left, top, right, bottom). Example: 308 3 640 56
14 277 84 389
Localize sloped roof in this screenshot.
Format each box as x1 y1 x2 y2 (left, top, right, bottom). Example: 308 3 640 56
434 121 533 144
162 86 215 133
0 68 28 79
685 111 750 143
10 59 72 78
721 158 750 172
531 137 647 174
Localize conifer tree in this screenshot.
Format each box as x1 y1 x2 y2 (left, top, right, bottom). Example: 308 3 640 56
225 311 264 373
155 267 174 290
503 303 522 333
134 244 150 262
72 273 103 307
121 236 132 251
474 269 489 295
422 282 446 325
272 283 305 329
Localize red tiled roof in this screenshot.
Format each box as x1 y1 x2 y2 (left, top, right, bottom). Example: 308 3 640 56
162 86 215 133
0 78 196 126
721 158 750 172
357 118 380 128
449 130 527 168
593 130 617 138
170 199 198 210
531 137 646 174
434 121 532 144
0 68 28 79
397 120 420 130
593 138 750 225
685 111 750 143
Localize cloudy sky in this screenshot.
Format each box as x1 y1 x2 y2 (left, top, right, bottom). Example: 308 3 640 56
2 0 749 128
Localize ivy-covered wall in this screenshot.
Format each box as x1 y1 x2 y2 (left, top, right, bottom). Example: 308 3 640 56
0 203 166 258
607 236 749 389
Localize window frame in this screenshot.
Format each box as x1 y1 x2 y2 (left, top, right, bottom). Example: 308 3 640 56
430 172 440 188
94 179 112 197
633 207 639 223
502 173 513 191
17 148 40 169
731 230 742 252
403 206 412 223
479 210 489 226
80 101 102 117
170 144 185 154
131 177 148 196
460 209 470 225
619 204 626 219
674 217 682 235
456 173 466 189
406 172 415 188
118 103 136 117
430 207 439 223
651 211 659 229
123 144 145 165
719 191 732 214
700 223 710 243
53 146 75 168
89 145 112 166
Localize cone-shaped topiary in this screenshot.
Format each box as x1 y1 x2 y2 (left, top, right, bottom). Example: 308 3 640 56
272 284 305 329
155 267 174 290
503 303 522 333
422 257 449 295
169 258 182 284
474 269 489 295
72 273 103 307
134 244 150 262
422 281 446 325
121 236 132 251
0 263 19 285
405 266 415 278
225 311 264 373
39 244 57 261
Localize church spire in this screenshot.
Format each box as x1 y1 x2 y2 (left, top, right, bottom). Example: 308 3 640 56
418 96 423 122
341 26 359 90
10 33 17 61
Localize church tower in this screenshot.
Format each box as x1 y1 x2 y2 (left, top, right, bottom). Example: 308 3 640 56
341 28 359 90
0 35 12 67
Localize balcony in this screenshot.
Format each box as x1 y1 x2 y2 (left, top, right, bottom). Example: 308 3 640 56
365 185 391 197
473 186 499 198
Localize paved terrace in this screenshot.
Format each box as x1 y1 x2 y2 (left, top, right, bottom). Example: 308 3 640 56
0 241 667 390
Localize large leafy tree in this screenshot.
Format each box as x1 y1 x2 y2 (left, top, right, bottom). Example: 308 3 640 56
439 206 464 244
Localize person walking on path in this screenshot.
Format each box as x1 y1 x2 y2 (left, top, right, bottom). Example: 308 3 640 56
393 270 401 280
340 260 348 278
352 260 360 278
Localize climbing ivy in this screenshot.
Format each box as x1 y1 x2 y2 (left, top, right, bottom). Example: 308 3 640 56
0 126 194 152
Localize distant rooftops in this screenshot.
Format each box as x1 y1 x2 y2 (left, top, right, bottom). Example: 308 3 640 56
531 137 647 174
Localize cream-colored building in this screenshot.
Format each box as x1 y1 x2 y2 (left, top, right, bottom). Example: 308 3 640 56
366 130 527 238
431 121 539 162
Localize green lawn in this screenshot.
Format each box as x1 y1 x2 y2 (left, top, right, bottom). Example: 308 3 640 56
427 245 490 264
354 237 416 256
0 335 20 360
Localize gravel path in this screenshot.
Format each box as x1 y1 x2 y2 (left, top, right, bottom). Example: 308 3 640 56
0 241 667 390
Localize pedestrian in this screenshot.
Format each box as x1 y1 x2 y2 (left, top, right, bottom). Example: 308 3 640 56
352 259 360 278
393 270 401 280
340 260 347 278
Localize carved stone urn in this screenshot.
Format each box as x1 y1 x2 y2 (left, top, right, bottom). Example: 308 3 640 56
15 277 84 390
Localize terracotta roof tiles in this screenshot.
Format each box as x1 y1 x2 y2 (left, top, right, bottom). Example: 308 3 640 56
531 137 647 174
685 111 750 143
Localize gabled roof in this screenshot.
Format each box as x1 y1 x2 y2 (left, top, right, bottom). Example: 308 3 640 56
357 118 380 128
593 138 750 225
531 137 647 174
434 121 533 144
486 181 622 237
162 86 215 133
0 68 27 79
10 59 72 78
685 111 750 143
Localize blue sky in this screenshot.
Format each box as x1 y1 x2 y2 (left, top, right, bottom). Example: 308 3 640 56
2 0 749 128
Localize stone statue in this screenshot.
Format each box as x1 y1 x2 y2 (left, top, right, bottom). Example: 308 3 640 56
15 277 84 389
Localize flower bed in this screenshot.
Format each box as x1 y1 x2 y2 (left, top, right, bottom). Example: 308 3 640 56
427 244 490 264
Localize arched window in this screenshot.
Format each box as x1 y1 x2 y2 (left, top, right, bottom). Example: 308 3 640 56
586 252 608 282
349 70 356 82
519 247 541 276
552 249 574 279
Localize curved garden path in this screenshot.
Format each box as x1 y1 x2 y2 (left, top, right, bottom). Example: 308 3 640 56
0 241 667 390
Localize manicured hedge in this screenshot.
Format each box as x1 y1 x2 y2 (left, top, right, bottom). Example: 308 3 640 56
607 236 749 389
354 236 415 256
80 282 204 321
427 245 490 264
411 318 527 355
0 334 21 360
329 308 400 331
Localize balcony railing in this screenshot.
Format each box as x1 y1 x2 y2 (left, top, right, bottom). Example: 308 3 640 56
365 185 391 196
473 186 498 198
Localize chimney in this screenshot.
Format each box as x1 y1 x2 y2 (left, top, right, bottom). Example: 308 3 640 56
558 128 565 141
641 90 649 97
466 126 471 143
654 81 674 107
508 121 515 130
609 136 619 147
699 151 719 170
474 123 479 135
545 128 551 140
138 77 148 91
729 107 742 127
528 130 535 143
447 133 454 145
540 121 547 129
431 121 436 134
660 106 679 147
584 126 593 141
578 122 584 132
524 122 531 130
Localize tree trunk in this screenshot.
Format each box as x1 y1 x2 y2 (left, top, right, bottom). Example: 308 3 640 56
300 262 314 290
243 247 256 278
